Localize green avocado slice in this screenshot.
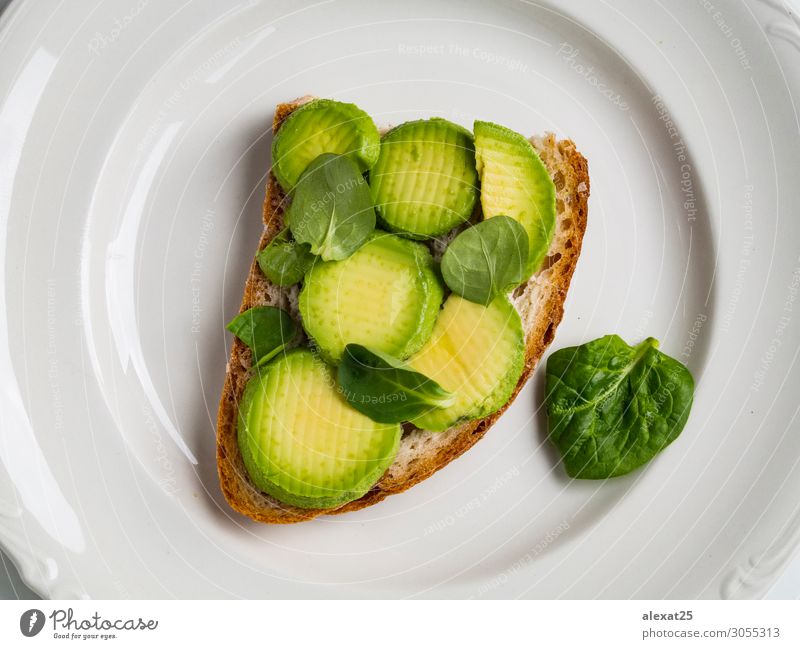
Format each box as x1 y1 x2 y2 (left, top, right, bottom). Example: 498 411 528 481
238 349 401 509
474 120 556 277
370 118 479 238
299 232 444 364
407 294 525 431
272 99 380 192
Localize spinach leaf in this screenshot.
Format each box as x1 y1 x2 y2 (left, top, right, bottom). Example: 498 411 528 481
257 228 315 286
441 215 529 305
226 306 297 366
337 344 455 424
545 335 694 479
286 153 376 261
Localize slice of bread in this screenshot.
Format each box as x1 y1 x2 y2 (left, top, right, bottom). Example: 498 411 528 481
216 97 589 524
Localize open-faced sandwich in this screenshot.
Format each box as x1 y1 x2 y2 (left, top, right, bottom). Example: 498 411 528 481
216 96 589 523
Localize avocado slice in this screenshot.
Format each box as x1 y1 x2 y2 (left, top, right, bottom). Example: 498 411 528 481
407 294 525 431
370 118 479 238
299 232 444 364
238 349 401 509
473 121 556 277
272 99 380 192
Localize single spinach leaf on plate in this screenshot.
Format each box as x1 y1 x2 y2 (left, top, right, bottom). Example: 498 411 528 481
544 335 694 479
441 215 529 305
286 153 376 261
226 306 297 366
337 344 455 424
257 228 316 286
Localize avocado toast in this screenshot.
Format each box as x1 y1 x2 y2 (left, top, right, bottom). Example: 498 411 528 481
216 96 589 523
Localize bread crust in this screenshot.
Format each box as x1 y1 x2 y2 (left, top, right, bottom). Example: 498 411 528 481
216 97 590 523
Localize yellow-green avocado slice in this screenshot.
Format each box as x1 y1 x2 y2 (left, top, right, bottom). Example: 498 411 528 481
238 349 401 509
299 232 444 364
473 120 556 277
369 118 479 238
407 294 525 431
272 98 380 192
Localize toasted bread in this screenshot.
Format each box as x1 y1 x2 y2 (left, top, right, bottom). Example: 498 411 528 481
216 97 589 523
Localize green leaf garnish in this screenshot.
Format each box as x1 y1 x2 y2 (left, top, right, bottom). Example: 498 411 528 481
286 153 376 261
545 335 694 479
226 306 297 366
257 228 315 286
337 344 455 424
441 215 529 305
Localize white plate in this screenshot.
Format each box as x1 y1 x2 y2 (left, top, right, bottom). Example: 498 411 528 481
1 0 800 599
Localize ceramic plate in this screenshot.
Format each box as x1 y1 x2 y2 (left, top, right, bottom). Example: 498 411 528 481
1 0 800 598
